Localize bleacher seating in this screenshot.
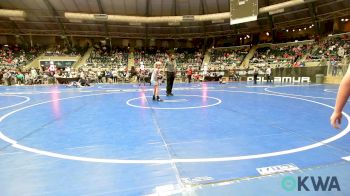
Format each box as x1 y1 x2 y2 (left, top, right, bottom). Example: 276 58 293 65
250 42 314 68
0 44 43 69
310 35 350 60
86 45 129 68
210 47 249 67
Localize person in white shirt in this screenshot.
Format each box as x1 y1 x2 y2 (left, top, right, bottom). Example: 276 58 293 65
266 66 272 83
48 61 56 76
140 62 145 71
337 46 345 58
31 68 38 80
65 66 71 77
202 63 208 81
151 62 163 101
112 69 118 83
139 62 146 86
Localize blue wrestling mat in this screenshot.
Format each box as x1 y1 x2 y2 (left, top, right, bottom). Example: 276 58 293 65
0 82 349 195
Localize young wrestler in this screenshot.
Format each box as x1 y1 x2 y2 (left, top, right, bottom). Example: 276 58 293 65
331 63 350 128
151 61 163 101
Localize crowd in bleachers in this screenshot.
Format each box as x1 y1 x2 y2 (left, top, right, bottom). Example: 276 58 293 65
175 48 203 65
309 35 350 60
210 47 249 67
134 47 167 68
250 43 313 68
133 47 204 82
0 65 137 86
86 44 129 68
134 47 203 68
44 44 87 56
0 44 43 68
0 67 53 85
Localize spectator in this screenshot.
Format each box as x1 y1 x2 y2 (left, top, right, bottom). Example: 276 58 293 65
331 58 338 76
253 66 259 84
266 66 272 83
186 65 193 83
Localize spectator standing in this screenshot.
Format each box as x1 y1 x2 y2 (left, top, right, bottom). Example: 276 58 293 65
186 65 193 83
331 58 338 76
253 66 259 84
266 66 272 83
202 63 208 81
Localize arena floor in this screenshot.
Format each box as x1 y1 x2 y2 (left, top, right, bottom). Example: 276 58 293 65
0 82 350 195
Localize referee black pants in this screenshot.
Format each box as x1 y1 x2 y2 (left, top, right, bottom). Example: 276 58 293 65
253 73 258 84
166 72 175 95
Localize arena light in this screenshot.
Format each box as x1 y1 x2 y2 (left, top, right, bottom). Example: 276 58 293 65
0 9 26 18
182 15 194 22
269 9 284 15
259 0 308 14
230 16 257 25
94 14 108 21
65 12 94 20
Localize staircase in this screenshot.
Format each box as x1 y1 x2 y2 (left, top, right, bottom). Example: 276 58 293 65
73 47 94 69
128 51 134 69
24 53 46 70
299 45 319 63
240 45 258 68
202 50 211 65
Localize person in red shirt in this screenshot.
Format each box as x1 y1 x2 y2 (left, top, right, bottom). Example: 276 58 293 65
193 72 200 82
186 65 193 83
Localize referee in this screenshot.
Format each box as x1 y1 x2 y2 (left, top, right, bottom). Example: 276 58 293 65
165 54 176 96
